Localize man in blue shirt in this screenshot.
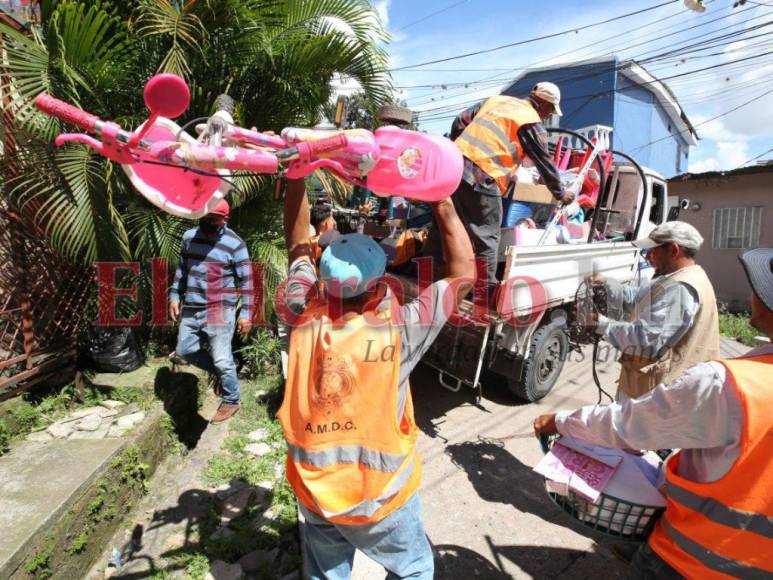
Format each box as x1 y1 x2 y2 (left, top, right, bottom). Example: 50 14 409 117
169 200 252 423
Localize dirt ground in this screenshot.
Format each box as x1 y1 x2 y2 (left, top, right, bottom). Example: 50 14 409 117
352 338 749 579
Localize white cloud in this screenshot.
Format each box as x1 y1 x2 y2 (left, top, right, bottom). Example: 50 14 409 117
688 157 718 173
688 140 750 173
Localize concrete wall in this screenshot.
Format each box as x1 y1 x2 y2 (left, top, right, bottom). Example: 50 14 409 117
614 75 690 177
502 60 616 130
669 172 773 311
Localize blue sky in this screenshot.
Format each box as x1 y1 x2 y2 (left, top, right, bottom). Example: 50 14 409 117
344 0 773 173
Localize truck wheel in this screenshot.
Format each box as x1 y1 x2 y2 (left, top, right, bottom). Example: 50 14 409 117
509 319 568 402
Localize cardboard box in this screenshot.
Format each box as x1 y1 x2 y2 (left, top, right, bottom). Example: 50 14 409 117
513 182 555 204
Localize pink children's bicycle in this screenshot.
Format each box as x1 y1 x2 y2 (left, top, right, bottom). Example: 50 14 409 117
35 74 463 218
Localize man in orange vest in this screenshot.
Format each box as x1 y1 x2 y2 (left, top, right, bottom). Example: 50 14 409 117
277 178 474 579
423 82 573 299
533 247 773 579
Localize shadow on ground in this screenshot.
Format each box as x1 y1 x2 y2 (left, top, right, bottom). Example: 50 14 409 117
154 367 208 450
433 538 625 579
444 437 617 543
409 363 529 442
115 479 298 579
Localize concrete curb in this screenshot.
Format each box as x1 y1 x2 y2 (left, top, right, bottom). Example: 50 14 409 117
2 408 169 580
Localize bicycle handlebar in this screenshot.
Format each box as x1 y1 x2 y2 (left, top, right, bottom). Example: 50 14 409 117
303 133 349 157
35 94 101 132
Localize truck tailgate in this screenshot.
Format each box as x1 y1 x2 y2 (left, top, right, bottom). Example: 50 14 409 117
502 241 640 316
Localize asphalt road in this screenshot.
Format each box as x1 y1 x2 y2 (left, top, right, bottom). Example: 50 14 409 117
352 338 751 579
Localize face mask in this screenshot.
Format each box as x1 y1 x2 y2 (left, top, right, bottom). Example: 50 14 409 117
199 220 221 235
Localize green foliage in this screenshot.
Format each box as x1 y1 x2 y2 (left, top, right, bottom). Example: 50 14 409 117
112 447 150 493
236 328 281 378
1 0 390 268
25 550 51 578
66 529 89 555
9 404 43 435
323 90 414 130
0 419 9 455
175 552 210 580
718 304 760 347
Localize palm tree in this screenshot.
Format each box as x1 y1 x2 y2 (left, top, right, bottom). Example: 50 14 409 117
1 0 391 321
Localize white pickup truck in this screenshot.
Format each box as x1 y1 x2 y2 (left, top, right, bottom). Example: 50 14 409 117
395 128 672 403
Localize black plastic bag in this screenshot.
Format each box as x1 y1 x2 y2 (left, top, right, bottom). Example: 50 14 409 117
88 327 145 373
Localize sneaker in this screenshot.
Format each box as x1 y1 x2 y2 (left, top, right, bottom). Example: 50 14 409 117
211 402 240 424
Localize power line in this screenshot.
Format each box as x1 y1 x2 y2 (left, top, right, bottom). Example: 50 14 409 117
396 22 773 92
405 8 761 108
390 0 679 71
405 1 762 108
395 0 469 32
630 86 773 153
739 145 773 166
414 49 773 120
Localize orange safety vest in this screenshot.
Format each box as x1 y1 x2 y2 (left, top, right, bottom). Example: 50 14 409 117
277 301 421 525
648 354 773 579
455 95 542 195
309 235 322 262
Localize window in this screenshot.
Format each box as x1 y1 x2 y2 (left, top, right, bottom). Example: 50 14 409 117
675 143 683 174
713 207 762 249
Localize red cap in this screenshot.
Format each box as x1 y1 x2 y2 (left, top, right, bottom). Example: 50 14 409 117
208 199 230 218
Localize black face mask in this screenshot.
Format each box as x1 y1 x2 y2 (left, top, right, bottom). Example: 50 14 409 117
199 220 222 235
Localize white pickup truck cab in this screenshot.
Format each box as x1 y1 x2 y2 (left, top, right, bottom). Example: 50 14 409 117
397 151 670 403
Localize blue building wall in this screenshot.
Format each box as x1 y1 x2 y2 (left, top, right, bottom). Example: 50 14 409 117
502 58 691 177
502 60 617 131
614 75 690 176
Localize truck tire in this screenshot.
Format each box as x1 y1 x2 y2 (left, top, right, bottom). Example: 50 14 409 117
509 319 568 402
377 104 413 126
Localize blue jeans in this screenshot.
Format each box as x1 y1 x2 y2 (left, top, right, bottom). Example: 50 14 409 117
300 494 434 580
175 306 240 403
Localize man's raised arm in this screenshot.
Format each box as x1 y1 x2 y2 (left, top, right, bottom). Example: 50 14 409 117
283 178 314 266
430 198 475 305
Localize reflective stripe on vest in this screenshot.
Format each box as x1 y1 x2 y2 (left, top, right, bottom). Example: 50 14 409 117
306 454 418 520
660 518 771 579
455 95 541 195
288 442 408 473
648 355 773 578
667 481 773 538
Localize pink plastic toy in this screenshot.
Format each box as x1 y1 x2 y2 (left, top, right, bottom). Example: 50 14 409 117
35 74 463 218
366 126 463 202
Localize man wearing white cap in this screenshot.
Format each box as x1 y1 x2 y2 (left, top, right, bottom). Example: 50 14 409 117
590 221 720 400
423 81 572 300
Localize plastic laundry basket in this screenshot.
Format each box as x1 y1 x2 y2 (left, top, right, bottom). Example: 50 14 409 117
539 435 664 541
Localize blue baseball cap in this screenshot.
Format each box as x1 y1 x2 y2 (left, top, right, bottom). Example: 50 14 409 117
320 233 387 298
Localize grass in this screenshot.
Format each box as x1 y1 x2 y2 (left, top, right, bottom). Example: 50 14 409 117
185 372 301 577
0 362 162 455
718 304 761 347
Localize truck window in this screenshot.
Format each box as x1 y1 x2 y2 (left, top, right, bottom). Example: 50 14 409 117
597 168 641 241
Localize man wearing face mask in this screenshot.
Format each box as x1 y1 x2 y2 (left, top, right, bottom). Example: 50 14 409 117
169 199 252 423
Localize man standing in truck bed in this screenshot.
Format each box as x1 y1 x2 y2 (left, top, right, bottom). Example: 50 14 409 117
423 82 573 300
